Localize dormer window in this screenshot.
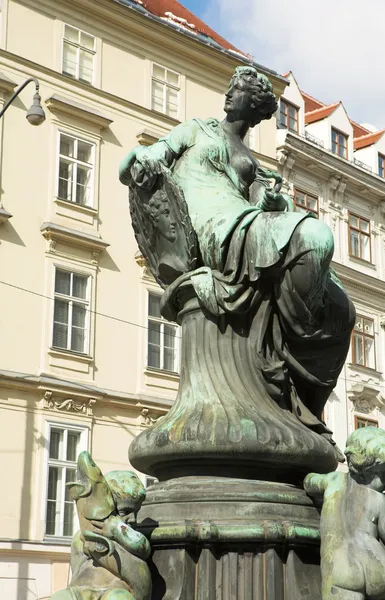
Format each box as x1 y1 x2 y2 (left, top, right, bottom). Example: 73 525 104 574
331 128 348 159
378 153 385 178
279 99 298 133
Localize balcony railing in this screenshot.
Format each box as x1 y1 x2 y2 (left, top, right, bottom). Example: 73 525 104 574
304 130 324 148
353 157 372 172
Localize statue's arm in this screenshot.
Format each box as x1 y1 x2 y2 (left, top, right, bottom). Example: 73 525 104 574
303 472 330 497
119 119 197 188
91 516 151 560
249 166 287 211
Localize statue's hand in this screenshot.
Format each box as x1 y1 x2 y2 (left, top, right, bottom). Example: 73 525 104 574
261 190 287 212
131 156 163 191
90 515 121 540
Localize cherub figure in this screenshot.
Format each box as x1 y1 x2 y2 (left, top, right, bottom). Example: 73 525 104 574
50 452 151 600
304 427 385 600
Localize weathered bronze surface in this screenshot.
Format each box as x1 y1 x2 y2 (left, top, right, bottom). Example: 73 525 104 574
305 427 385 600
120 66 355 482
50 452 151 600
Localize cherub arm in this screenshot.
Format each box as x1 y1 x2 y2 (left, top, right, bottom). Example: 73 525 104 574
303 472 331 498
91 515 151 560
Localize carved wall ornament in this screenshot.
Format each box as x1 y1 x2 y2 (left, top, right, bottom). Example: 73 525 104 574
347 383 384 414
44 390 96 416
141 408 162 427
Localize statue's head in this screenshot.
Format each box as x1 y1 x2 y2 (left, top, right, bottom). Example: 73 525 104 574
105 470 146 517
225 66 278 127
144 189 177 246
345 426 385 490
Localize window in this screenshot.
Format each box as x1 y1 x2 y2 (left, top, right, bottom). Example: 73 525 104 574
151 64 180 119
348 213 371 262
279 99 299 132
355 416 378 429
45 424 87 537
378 154 385 178
53 269 90 354
294 188 319 217
331 128 348 159
352 315 376 370
58 133 94 207
147 293 179 372
62 24 95 84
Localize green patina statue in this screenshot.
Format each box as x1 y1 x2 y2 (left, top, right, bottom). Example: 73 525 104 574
304 427 385 600
120 66 356 481
50 452 151 600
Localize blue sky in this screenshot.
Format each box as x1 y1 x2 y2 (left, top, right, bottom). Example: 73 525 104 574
178 0 385 129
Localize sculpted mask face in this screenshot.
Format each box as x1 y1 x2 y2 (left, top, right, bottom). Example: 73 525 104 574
224 76 255 122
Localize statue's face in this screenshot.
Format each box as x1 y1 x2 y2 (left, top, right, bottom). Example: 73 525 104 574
155 202 177 243
224 76 254 121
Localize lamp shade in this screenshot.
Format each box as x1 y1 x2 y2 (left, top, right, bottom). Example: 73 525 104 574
26 92 45 126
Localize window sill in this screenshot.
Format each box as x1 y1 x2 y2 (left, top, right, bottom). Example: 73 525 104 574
55 197 97 215
348 255 375 269
49 347 93 362
43 535 72 546
144 367 180 382
348 362 381 378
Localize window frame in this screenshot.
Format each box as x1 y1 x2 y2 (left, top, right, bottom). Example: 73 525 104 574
56 131 95 208
62 23 96 85
52 267 91 355
279 99 299 133
151 62 180 119
146 291 180 374
351 314 376 371
44 421 88 540
348 212 372 263
354 415 379 429
293 188 319 217
378 153 385 178
331 127 348 159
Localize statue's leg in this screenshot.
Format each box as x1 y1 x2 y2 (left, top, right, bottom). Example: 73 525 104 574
286 218 334 316
101 590 136 600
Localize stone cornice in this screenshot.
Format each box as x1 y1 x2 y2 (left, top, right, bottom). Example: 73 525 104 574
0 369 173 411
332 261 385 301
46 94 113 129
0 71 17 95
40 221 110 253
280 132 385 201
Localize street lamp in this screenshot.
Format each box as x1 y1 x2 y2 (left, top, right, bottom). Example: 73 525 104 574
0 76 45 126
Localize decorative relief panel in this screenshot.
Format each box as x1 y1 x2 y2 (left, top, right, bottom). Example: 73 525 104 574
43 390 96 416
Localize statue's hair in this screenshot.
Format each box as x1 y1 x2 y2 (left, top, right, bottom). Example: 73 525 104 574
143 189 169 245
230 66 278 127
344 426 385 476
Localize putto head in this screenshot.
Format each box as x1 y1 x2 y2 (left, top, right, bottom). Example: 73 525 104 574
344 426 385 479
228 66 278 127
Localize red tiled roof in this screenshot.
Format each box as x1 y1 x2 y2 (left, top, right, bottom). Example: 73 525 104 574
301 91 325 114
305 102 340 124
138 0 241 53
354 129 385 150
351 121 370 139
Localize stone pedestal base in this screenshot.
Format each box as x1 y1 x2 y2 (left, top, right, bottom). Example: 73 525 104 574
137 477 321 600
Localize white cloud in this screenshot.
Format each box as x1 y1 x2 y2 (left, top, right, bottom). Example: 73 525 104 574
203 0 385 128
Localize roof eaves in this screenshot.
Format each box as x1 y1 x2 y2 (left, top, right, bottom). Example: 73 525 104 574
113 0 288 83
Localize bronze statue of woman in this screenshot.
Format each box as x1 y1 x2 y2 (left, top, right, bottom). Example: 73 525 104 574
120 66 355 482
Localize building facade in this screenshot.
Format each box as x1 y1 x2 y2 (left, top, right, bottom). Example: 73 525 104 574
277 72 385 448
0 1 284 598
